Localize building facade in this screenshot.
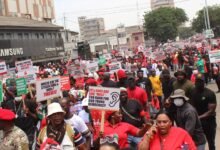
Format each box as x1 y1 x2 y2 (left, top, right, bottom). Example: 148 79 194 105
151 0 174 10
78 16 105 41
0 16 64 65
0 0 55 22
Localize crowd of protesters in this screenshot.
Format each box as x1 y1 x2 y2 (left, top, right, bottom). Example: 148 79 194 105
0 40 219 150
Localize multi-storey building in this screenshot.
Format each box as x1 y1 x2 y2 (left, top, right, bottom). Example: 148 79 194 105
151 0 174 10
78 16 105 41
0 0 55 22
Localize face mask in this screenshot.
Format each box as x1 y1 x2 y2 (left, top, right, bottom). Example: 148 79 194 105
173 98 184 107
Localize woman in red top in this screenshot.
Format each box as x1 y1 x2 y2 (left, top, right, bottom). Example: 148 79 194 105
101 111 150 149
139 110 196 150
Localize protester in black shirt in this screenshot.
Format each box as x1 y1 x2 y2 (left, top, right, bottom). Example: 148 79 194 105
116 69 128 88
101 72 117 88
136 70 152 102
191 74 217 150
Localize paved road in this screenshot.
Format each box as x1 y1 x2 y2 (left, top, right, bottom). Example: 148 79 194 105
206 82 220 150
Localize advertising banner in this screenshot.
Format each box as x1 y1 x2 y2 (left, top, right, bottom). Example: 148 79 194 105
36 77 61 102
15 59 33 73
209 50 220 63
16 78 27 96
88 86 120 111
108 62 122 73
60 76 71 91
0 61 7 75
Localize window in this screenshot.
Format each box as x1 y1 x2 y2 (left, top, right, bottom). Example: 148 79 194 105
53 33 57 39
135 36 139 41
17 33 23 39
40 33 44 39
24 33 29 39
48 33 52 39
35 33 39 39
58 33 62 39
0 33 4 39
6 33 12 39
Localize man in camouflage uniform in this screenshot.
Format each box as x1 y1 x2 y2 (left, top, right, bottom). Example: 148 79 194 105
0 108 29 150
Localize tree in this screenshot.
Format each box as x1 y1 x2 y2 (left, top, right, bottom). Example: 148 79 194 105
144 7 188 43
178 27 196 39
192 5 220 37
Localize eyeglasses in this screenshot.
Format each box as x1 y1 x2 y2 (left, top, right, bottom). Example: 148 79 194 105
100 135 118 145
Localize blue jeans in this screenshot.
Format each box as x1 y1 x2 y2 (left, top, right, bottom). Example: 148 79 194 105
127 135 142 149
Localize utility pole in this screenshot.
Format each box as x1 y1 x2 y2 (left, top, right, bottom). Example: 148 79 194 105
205 0 211 29
203 7 208 30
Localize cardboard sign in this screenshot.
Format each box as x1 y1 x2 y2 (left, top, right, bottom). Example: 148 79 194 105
15 59 33 73
87 62 98 73
0 81 3 102
209 50 220 63
108 62 122 73
7 68 16 78
16 70 37 84
60 76 71 91
116 56 124 62
36 77 61 102
88 86 120 111
103 53 112 60
67 65 84 78
16 78 27 96
0 61 7 75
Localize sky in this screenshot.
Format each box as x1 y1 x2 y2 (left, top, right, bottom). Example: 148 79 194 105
54 0 220 32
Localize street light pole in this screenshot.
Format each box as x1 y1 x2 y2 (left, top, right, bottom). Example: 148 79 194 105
205 0 211 29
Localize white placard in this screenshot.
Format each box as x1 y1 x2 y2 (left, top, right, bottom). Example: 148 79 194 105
87 62 98 73
0 61 7 75
209 50 220 63
88 86 120 111
15 59 33 73
36 77 61 102
108 62 122 73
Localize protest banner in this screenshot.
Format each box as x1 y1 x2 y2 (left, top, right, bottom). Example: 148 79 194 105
108 62 122 73
115 56 124 62
67 65 84 78
209 50 220 63
88 86 120 111
7 68 16 78
17 70 37 84
16 78 27 96
0 61 7 75
0 81 3 102
86 62 98 73
60 76 71 91
152 51 166 61
36 77 61 102
15 59 33 73
103 53 112 60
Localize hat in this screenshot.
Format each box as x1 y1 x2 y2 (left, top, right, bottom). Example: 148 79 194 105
170 89 189 101
47 103 65 117
174 70 187 77
15 96 22 102
117 69 127 79
120 87 127 92
0 109 16 121
82 98 88 106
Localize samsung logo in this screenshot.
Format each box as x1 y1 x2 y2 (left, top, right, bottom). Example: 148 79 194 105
0 48 24 56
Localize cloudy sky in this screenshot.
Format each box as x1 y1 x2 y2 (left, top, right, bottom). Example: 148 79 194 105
54 0 220 31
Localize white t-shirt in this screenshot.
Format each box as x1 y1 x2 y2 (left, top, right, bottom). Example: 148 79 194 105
78 110 90 124
65 115 88 135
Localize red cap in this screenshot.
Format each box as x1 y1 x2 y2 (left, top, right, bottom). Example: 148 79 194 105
117 69 126 79
105 110 116 120
86 78 97 85
0 109 16 121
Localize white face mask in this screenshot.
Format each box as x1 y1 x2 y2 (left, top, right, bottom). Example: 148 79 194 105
173 98 184 107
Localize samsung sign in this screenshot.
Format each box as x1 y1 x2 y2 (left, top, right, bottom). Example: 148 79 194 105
0 48 24 57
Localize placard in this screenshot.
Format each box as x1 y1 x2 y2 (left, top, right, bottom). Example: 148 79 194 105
36 77 61 102
209 50 220 63
15 59 33 73
0 61 7 75
0 81 3 102
152 51 166 61
87 62 98 73
108 62 122 73
60 76 71 91
67 65 84 78
88 86 120 111
16 78 27 96
16 70 37 84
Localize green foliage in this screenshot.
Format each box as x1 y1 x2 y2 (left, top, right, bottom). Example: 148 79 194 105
144 7 188 43
192 5 220 37
178 27 196 39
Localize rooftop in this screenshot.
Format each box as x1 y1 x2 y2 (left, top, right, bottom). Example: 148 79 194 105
0 16 63 30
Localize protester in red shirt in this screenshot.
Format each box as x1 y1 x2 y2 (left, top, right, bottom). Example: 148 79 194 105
139 110 196 150
127 76 148 107
100 111 150 149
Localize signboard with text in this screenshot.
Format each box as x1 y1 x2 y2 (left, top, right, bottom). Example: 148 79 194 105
36 77 61 102
60 76 71 91
67 65 84 78
16 78 27 96
15 59 33 73
0 61 7 75
108 62 122 73
87 62 98 73
88 86 120 111
209 50 220 63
